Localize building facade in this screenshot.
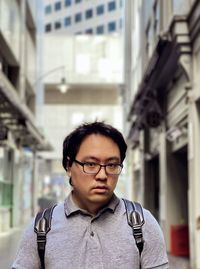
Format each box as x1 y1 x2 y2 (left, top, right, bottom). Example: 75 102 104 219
123 0 200 268
0 0 50 232
44 0 124 35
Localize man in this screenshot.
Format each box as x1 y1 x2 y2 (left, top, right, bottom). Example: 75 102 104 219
13 121 168 269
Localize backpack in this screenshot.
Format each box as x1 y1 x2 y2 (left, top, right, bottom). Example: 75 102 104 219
34 199 144 269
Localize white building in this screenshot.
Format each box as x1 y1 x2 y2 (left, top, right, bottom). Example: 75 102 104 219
44 0 124 35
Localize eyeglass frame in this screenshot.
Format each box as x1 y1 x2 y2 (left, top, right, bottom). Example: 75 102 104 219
74 159 123 175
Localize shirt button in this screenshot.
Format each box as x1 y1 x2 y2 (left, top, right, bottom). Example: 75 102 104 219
90 231 94 237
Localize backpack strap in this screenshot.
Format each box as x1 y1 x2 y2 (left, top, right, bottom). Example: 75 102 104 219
122 198 145 265
34 205 57 269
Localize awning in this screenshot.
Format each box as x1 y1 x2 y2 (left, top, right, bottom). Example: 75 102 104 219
128 16 191 145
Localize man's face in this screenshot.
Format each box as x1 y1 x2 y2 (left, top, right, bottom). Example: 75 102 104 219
67 134 121 212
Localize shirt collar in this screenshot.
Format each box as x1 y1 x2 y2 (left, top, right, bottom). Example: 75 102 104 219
64 191 120 217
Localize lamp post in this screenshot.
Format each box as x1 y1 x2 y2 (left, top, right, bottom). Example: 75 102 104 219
35 65 69 94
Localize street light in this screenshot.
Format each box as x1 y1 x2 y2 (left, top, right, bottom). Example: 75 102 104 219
35 65 69 94
57 77 69 93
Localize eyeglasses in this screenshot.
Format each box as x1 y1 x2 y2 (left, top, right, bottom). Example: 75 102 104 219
74 159 123 175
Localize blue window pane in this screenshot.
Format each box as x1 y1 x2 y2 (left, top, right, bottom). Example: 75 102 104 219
55 21 62 29
65 0 71 7
55 1 61 11
108 21 116 32
64 17 71 26
96 25 104 34
45 23 51 32
108 1 116 11
45 5 52 14
75 0 82 3
85 9 93 19
75 12 82 23
96 5 104 15
85 28 93 34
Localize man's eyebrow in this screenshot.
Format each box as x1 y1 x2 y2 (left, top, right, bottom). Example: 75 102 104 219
83 156 121 162
106 157 121 162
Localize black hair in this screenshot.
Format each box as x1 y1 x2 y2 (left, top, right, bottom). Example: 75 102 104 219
62 121 127 172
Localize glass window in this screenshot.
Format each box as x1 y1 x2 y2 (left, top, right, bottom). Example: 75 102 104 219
64 16 71 26
108 21 116 32
85 28 93 34
75 0 82 3
108 1 116 11
45 23 52 32
64 0 72 7
55 1 61 11
96 25 104 34
75 12 82 23
55 21 62 29
45 5 52 14
85 9 93 19
96 4 104 15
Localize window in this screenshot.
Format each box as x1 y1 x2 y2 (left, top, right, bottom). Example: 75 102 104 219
75 12 82 23
96 5 104 15
64 0 71 7
64 16 71 27
75 0 82 3
85 28 93 34
55 21 62 29
45 5 52 14
96 25 104 34
45 23 52 32
54 1 61 11
108 21 116 32
85 9 93 19
108 1 116 11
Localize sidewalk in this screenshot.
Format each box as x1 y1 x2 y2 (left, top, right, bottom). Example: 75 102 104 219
168 254 190 269
0 228 23 269
0 228 190 269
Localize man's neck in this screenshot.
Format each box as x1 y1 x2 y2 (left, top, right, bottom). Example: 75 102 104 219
71 192 113 216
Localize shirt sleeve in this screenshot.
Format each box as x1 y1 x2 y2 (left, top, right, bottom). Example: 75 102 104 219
12 219 41 269
141 209 169 269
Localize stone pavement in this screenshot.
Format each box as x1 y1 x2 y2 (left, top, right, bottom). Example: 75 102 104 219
0 228 191 269
0 228 23 269
168 254 190 269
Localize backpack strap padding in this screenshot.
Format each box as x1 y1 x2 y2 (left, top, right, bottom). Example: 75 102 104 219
122 198 145 259
34 205 57 269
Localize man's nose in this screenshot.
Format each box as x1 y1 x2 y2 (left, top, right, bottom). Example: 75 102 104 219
95 166 107 180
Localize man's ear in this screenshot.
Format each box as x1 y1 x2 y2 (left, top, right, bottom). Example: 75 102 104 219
66 157 72 176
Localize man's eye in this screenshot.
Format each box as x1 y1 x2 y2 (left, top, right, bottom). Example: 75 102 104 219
107 164 118 168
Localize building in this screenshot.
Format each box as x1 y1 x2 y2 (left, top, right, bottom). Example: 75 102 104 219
123 0 200 268
44 0 124 35
0 0 51 232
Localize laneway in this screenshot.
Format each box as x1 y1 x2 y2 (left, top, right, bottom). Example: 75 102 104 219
0 228 23 269
0 228 190 269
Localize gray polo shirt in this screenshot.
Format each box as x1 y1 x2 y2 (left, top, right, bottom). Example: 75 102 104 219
12 193 169 269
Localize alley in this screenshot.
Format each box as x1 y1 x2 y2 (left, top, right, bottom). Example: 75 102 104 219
0 228 190 269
